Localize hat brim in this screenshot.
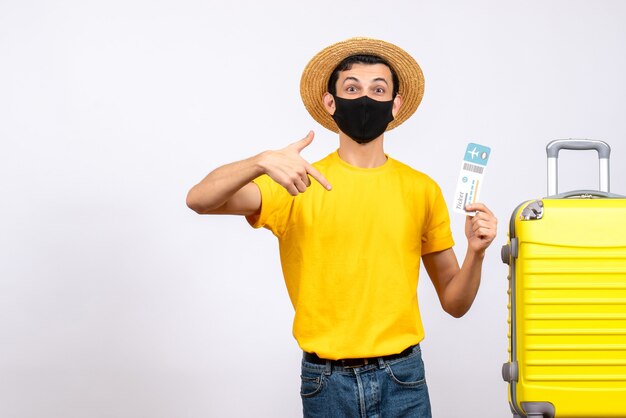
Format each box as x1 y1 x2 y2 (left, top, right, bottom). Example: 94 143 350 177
300 37 425 134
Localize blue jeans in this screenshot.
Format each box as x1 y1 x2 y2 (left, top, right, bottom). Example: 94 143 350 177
300 344 432 418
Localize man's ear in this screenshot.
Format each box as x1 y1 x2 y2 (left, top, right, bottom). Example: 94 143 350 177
392 93 403 117
322 92 335 115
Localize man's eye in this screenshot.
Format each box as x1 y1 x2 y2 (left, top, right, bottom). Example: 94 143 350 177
346 86 357 92
375 87 385 94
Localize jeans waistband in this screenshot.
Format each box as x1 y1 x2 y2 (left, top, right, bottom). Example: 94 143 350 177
303 344 417 369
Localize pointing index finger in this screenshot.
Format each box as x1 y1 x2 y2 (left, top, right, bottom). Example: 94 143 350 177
306 163 332 191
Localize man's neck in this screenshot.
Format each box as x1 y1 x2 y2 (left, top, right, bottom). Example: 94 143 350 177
337 134 387 168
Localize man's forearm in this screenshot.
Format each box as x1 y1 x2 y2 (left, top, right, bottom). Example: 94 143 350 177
442 249 485 318
186 153 264 214
438 203 497 317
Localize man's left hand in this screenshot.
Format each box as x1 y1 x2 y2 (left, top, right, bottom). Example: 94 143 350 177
464 203 497 254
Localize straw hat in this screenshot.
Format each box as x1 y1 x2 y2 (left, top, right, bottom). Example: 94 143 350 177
300 37 425 133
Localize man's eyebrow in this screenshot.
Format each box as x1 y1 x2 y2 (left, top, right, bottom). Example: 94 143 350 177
372 77 389 85
341 76 361 84
341 76 389 85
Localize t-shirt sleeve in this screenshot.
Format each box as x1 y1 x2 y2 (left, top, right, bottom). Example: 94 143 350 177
421 182 455 255
247 174 294 237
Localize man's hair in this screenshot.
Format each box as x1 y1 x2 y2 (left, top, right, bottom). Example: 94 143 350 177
327 54 400 98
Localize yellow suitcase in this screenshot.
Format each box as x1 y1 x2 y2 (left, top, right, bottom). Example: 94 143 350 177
501 140 626 417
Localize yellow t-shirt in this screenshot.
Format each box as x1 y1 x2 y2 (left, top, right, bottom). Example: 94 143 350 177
250 151 454 360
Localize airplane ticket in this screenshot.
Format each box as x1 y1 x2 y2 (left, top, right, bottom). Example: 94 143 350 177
453 143 491 216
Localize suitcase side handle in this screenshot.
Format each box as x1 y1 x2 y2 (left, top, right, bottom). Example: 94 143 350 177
546 139 611 196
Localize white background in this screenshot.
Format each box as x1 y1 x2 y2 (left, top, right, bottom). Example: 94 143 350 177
2 0 626 417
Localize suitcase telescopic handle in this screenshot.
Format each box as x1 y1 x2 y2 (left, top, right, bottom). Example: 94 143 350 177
546 139 611 196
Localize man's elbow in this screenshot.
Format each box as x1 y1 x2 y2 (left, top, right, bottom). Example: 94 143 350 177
447 309 468 319
186 190 210 214
442 301 472 318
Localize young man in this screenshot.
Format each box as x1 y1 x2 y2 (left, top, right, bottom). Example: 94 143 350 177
187 37 497 417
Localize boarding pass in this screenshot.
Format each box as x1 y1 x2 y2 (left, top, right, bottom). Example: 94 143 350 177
453 143 491 216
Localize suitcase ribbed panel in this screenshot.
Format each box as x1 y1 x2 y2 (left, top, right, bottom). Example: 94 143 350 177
513 199 626 417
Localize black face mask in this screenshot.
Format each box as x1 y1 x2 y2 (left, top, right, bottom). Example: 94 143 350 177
331 95 395 144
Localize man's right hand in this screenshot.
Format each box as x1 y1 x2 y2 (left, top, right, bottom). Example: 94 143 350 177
187 131 331 216
258 131 332 196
